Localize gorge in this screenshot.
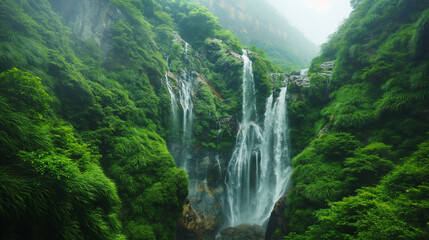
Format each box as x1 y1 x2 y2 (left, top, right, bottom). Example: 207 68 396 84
1 0 429 240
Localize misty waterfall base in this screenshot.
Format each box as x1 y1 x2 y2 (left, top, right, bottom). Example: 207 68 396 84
224 50 292 227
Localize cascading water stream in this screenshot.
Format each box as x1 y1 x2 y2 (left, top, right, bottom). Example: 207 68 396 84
177 70 195 170
224 50 292 228
165 73 179 129
164 41 195 171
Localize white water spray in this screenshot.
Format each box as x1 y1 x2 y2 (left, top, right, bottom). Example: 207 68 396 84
165 73 179 126
224 50 292 227
177 70 195 170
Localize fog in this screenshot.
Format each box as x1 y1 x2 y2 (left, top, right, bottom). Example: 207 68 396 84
267 0 352 45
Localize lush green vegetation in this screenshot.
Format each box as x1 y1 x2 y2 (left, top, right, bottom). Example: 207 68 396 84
3 0 428 239
0 0 191 239
0 68 124 239
281 0 429 239
159 0 279 152
0 0 281 238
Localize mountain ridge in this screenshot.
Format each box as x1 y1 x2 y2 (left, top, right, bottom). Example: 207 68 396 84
189 0 319 71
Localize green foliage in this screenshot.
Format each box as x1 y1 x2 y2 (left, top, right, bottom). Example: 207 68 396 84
287 99 322 157
304 74 330 106
0 0 194 238
288 139 429 240
251 54 274 115
322 83 377 129
0 68 51 115
180 7 221 48
284 132 402 236
410 9 429 59
312 133 361 162
104 127 188 240
194 84 218 148
0 68 123 239
286 133 360 234
343 142 394 188
285 0 429 238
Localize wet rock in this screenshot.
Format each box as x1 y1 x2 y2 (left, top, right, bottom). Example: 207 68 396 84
315 61 335 77
217 224 265 240
178 151 227 240
167 71 180 84
265 194 288 240
268 61 335 89
268 69 310 88
228 50 244 62
178 199 219 240
320 61 335 70
219 116 239 135
267 73 289 86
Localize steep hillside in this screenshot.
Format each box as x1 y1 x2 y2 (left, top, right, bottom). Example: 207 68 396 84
0 0 279 239
189 0 319 71
267 0 429 239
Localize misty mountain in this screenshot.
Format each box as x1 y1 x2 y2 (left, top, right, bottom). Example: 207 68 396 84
189 0 319 71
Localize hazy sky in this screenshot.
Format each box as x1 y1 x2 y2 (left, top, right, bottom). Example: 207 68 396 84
267 0 352 45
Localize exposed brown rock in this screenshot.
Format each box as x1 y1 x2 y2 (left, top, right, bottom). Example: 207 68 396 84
177 199 219 240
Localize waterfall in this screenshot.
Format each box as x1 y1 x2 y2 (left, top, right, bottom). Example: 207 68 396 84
177 70 195 170
224 50 292 227
165 73 179 129
164 41 195 171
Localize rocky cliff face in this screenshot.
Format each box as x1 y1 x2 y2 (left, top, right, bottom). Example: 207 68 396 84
196 0 288 43
50 0 123 55
268 61 335 88
265 194 288 240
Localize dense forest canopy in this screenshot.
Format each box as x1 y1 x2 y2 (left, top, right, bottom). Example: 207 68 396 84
0 0 428 239
0 0 277 239
277 0 429 239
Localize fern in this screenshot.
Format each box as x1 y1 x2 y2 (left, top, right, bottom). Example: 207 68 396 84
410 9 429 59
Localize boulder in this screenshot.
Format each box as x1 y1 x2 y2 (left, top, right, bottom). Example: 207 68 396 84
177 199 219 240
217 224 265 240
265 194 288 240
320 61 335 70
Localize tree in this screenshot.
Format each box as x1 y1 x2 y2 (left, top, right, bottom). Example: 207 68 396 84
350 0 362 9
180 7 220 47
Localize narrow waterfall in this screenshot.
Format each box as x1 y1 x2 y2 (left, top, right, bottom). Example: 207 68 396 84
177 70 195 170
165 42 223 225
224 50 292 227
164 41 195 171
165 73 179 130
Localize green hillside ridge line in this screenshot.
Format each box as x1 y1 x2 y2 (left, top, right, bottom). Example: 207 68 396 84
267 0 429 239
189 0 319 72
0 0 428 239
0 0 280 239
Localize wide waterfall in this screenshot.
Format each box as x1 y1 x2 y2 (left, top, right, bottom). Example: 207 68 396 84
224 50 292 227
